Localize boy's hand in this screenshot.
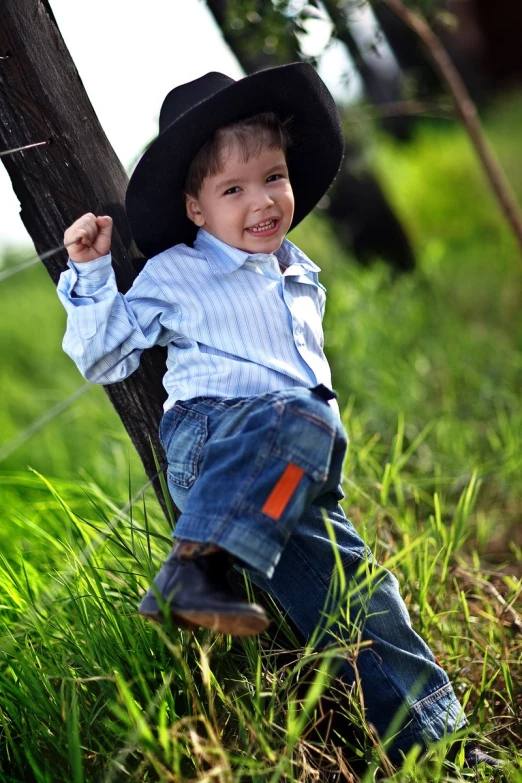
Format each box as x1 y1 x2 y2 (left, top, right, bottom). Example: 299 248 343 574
64 213 113 263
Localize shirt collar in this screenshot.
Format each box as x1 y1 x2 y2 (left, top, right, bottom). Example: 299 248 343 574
275 238 321 274
193 228 321 275
194 229 249 274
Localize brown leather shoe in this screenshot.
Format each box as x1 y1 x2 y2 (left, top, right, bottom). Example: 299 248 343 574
138 548 270 636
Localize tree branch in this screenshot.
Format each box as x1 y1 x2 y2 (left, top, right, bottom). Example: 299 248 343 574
381 0 522 255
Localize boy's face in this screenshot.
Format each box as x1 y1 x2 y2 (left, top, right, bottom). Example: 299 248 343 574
185 144 295 254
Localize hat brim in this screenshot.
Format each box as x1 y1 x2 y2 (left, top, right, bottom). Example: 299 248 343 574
125 63 344 259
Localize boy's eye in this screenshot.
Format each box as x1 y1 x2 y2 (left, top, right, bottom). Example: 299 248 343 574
224 186 240 195
267 173 283 183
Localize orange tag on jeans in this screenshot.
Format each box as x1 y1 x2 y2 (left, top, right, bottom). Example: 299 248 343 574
262 463 305 520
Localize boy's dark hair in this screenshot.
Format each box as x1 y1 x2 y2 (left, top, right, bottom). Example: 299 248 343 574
184 111 292 198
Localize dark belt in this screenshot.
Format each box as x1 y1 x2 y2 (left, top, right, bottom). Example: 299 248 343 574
310 383 337 402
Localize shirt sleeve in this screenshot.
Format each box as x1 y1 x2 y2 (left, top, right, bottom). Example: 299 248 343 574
56 253 178 384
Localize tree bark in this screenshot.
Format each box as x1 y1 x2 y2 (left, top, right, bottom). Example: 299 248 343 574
0 0 172 516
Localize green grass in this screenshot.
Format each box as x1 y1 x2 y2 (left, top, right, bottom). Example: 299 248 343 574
1 93 522 780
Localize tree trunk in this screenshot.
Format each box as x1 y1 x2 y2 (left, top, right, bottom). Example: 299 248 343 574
0 0 172 516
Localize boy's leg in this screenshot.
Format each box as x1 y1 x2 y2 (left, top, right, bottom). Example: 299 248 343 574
146 387 488 765
170 386 347 577
144 386 467 760
140 387 345 632
234 493 466 764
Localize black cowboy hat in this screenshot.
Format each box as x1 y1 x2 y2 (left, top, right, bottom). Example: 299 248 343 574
125 63 344 259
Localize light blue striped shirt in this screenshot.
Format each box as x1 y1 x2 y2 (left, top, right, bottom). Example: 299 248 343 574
57 228 337 413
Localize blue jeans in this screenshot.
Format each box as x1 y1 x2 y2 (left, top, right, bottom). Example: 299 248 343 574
160 387 466 762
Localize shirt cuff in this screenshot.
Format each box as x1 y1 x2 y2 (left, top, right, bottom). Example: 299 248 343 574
58 253 114 299
68 253 112 279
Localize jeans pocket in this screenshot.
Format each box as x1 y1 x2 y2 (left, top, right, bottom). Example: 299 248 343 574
160 404 208 489
273 404 336 483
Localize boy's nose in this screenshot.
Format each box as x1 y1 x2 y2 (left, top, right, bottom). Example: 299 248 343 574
252 189 275 210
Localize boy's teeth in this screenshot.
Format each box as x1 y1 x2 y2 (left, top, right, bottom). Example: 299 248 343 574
250 219 276 232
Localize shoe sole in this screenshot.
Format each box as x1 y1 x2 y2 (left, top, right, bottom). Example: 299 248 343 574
140 606 270 636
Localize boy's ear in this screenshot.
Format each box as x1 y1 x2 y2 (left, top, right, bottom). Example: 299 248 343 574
185 194 205 227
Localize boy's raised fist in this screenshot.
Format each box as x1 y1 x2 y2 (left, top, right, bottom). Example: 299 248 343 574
64 213 113 263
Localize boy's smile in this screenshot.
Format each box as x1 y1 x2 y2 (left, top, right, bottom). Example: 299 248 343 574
185 145 295 254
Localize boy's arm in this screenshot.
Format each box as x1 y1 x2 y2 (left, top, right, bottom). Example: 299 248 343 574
57 219 177 383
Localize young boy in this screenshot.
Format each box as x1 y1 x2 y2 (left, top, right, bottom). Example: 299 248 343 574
58 64 500 767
